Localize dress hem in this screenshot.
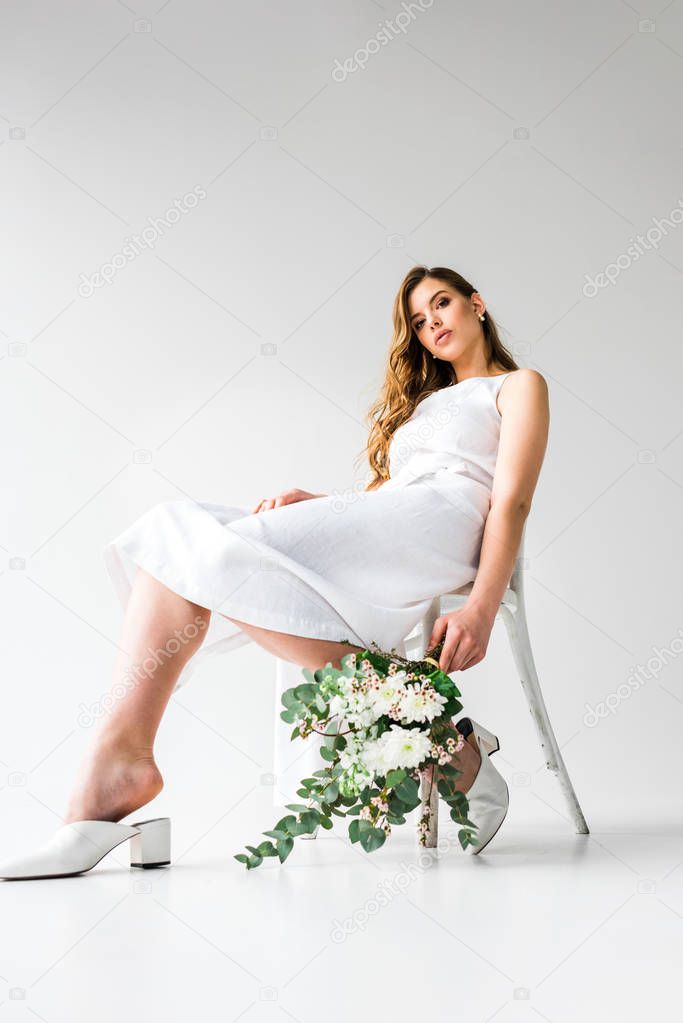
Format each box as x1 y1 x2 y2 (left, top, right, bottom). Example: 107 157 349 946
102 539 366 695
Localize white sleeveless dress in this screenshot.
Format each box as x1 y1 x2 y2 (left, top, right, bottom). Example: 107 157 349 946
103 373 513 699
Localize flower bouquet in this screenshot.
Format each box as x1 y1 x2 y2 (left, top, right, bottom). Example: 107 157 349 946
234 638 481 869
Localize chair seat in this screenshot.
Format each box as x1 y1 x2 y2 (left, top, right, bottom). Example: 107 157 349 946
441 582 518 612
402 584 518 653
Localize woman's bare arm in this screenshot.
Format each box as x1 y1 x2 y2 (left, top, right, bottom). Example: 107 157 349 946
429 369 550 672
467 369 549 614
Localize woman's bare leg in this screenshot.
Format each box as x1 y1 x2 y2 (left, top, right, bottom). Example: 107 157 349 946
65 574 365 824
219 615 366 671
64 568 211 823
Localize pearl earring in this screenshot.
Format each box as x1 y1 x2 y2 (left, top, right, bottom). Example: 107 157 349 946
478 313 485 321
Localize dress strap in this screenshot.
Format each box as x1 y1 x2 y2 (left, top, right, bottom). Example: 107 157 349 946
491 372 513 415
490 372 511 390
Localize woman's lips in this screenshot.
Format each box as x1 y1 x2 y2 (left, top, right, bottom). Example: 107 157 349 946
435 330 451 345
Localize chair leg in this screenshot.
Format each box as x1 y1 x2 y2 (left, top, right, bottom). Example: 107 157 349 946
418 768 439 847
500 605 589 835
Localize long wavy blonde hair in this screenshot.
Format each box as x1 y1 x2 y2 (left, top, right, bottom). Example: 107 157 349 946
357 265 519 491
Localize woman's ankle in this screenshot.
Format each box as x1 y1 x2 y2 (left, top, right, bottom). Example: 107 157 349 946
90 727 157 763
64 755 164 824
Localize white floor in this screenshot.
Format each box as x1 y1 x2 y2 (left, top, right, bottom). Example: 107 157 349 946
1 790 681 1023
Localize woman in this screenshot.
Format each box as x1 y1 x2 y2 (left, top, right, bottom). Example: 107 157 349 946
0 265 549 879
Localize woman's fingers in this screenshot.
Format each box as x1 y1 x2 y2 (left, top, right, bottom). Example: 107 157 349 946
459 650 482 671
427 616 448 654
253 489 312 515
253 496 283 514
440 626 476 673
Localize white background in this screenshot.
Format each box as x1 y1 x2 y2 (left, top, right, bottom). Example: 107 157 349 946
1 1 683 1020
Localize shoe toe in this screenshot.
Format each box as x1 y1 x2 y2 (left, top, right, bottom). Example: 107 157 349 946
0 821 139 880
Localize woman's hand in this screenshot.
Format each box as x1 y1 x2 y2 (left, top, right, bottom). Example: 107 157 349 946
251 488 324 514
426 603 496 674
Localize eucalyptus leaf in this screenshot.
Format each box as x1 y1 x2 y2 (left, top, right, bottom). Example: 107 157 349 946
395 777 419 803
293 683 317 703
358 825 386 853
299 811 320 832
459 830 479 851
256 841 278 857
274 815 297 834
325 782 339 802
276 836 295 862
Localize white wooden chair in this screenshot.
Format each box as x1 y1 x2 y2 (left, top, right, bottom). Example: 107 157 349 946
404 522 589 841
274 523 589 842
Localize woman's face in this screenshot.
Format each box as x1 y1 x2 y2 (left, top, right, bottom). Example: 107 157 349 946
408 278 484 361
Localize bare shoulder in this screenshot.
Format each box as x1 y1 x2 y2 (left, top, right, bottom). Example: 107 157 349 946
497 368 548 416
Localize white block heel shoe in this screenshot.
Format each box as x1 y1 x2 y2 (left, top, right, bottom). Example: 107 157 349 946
0 816 171 880
460 719 509 855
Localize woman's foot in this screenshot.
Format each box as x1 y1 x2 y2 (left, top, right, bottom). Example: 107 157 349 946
64 740 163 824
420 722 481 793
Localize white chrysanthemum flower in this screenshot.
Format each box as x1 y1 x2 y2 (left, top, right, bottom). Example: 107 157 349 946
398 684 448 724
363 724 432 773
368 672 409 716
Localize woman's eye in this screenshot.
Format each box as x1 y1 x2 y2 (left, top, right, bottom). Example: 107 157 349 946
414 297 449 330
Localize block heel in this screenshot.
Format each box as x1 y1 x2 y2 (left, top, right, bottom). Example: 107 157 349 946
128 817 171 869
